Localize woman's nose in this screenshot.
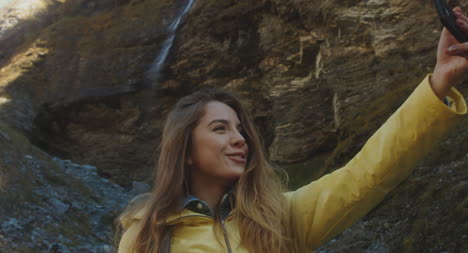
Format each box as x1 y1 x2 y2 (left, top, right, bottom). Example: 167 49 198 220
231 129 246 147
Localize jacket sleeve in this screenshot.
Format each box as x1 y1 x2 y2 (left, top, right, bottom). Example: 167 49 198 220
285 74 467 252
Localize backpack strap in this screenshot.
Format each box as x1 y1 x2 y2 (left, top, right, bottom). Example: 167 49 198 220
160 225 174 253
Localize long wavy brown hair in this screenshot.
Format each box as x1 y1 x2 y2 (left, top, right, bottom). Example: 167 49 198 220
117 88 291 252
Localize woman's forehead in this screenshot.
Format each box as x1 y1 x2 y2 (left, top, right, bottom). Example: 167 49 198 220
200 101 240 124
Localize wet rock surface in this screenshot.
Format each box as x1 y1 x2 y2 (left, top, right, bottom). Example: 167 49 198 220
317 154 468 252
0 123 135 252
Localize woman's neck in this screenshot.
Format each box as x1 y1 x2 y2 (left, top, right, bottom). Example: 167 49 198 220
190 173 230 209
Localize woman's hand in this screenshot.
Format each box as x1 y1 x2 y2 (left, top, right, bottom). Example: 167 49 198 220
431 7 468 100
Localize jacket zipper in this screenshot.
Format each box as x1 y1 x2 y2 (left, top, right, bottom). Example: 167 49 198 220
221 218 233 253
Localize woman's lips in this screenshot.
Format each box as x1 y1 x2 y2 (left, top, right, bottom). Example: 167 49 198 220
227 154 246 163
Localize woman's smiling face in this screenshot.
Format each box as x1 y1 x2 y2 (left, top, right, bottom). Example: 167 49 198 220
188 101 249 184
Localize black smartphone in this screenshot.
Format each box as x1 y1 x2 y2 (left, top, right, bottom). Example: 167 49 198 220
434 0 468 43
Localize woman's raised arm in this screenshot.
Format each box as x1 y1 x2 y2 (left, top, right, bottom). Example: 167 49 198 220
285 7 468 253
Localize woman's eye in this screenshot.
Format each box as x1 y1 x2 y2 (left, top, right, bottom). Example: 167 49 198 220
214 126 226 131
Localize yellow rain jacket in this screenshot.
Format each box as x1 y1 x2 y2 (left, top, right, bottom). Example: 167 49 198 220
118 75 467 253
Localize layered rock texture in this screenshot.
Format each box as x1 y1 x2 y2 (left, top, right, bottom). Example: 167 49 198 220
0 122 133 251
0 0 467 251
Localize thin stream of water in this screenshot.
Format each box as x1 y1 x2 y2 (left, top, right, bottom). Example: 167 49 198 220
146 0 196 86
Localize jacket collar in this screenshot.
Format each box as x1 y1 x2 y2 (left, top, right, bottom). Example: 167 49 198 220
128 191 235 225
180 191 234 220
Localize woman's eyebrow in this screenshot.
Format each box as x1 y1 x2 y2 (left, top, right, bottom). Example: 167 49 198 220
208 119 241 127
208 119 229 126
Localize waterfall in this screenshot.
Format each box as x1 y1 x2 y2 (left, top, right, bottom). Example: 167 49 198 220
146 0 196 86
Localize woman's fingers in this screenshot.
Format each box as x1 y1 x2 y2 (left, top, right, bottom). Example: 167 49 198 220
454 10 468 34
454 10 467 21
453 6 464 14
438 28 458 55
456 18 468 33
446 42 468 58
453 8 468 28
452 52 468 59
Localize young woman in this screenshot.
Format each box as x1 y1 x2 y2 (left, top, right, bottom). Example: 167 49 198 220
117 8 468 253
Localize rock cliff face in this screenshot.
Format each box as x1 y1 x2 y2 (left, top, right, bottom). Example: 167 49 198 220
0 0 467 251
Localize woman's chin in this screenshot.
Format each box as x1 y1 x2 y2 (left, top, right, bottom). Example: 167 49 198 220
221 167 245 182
